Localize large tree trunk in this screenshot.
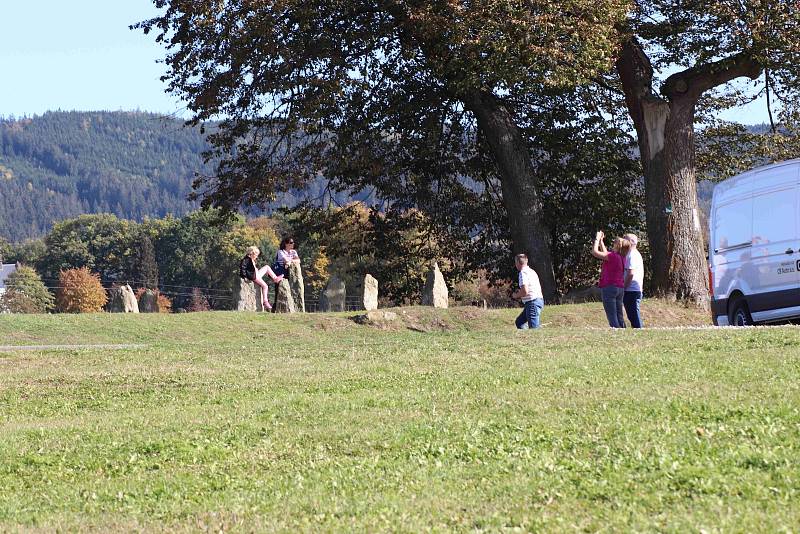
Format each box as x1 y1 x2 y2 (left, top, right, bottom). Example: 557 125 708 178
616 41 708 304
617 39 761 304
464 90 558 301
660 98 710 301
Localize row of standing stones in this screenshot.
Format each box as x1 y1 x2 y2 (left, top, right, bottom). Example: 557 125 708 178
235 261 450 313
106 286 160 313
104 261 450 314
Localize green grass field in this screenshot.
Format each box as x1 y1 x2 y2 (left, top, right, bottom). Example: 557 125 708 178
1 303 799 532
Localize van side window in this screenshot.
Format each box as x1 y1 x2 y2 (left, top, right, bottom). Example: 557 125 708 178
753 189 795 244
714 198 752 250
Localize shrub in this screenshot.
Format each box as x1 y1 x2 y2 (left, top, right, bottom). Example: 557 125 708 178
157 292 173 313
305 247 330 294
478 276 515 308
56 267 108 313
451 277 481 305
188 288 209 312
1 290 40 314
0 265 54 313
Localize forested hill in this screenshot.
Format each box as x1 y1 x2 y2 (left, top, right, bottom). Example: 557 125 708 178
0 111 365 243
0 111 210 241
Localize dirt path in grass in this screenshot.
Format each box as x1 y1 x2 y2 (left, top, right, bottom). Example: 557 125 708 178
0 344 147 351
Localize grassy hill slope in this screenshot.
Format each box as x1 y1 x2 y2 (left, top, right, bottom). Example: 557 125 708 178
1 303 798 531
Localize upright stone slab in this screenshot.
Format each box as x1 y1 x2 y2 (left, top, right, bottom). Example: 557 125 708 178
274 279 296 313
288 261 305 313
139 289 160 313
234 278 258 311
321 275 346 312
108 284 139 313
422 262 448 308
107 287 125 312
363 274 378 311
122 285 140 313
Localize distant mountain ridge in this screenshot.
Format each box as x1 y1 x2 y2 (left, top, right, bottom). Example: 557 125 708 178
0 111 210 242
0 110 368 243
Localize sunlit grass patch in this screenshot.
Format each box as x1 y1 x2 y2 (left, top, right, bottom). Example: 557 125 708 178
0 303 798 531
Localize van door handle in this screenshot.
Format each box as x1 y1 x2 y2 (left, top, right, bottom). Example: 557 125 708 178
786 248 795 254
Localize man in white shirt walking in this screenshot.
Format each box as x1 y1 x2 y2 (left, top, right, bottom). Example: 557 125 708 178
511 254 544 329
623 233 644 328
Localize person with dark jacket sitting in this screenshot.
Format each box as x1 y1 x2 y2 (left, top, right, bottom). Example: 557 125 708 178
239 246 284 310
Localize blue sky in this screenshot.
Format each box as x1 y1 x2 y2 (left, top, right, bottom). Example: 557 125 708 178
0 1 182 118
0 1 773 124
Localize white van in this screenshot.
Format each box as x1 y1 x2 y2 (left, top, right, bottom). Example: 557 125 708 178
709 159 800 326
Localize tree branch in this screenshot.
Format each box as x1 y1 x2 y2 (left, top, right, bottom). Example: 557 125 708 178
661 51 762 101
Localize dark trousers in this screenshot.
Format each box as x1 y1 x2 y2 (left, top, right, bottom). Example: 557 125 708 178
623 291 643 328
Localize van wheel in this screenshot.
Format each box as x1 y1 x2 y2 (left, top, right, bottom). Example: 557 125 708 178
729 298 753 326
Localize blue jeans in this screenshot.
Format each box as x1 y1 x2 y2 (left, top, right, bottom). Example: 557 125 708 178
623 291 643 328
601 286 625 328
515 298 544 329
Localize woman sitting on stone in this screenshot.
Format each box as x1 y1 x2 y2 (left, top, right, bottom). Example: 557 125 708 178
274 236 300 277
239 246 284 310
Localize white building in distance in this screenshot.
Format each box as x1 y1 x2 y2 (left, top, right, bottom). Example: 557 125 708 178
0 263 18 296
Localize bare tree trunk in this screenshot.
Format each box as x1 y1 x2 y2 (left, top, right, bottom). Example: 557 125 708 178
659 98 710 302
464 90 557 301
617 41 708 306
615 39 762 305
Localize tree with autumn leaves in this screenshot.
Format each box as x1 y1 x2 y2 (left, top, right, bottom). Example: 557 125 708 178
137 0 631 301
139 0 800 302
56 267 108 313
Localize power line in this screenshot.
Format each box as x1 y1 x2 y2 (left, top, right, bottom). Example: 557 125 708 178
34 277 235 295
2 284 235 301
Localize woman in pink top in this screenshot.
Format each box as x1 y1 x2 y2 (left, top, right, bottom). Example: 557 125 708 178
592 231 631 328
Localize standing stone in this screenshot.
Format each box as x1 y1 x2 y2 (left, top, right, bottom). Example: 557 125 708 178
422 262 448 308
121 285 139 313
288 261 305 313
321 275 346 312
108 284 139 313
234 278 258 311
139 289 160 313
107 287 124 312
363 274 378 311
274 279 296 313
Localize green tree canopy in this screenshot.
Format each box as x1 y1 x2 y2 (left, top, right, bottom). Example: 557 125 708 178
0 237 11 264
39 214 134 285
153 209 255 309
138 0 631 299
614 0 800 302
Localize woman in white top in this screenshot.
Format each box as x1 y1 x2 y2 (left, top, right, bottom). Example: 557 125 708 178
274 236 300 276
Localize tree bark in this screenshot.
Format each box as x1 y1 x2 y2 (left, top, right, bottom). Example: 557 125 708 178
658 97 709 302
463 89 558 301
616 39 761 305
